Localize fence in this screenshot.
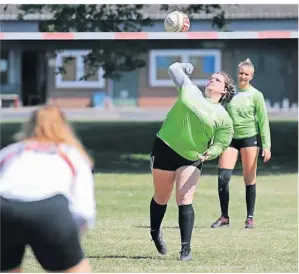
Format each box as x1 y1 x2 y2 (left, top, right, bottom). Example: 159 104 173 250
0 31 298 40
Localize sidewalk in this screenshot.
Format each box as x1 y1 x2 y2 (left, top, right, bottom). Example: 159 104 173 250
0 107 297 122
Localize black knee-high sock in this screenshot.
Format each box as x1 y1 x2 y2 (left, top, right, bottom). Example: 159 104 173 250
218 168 232 218
218 184 230 218
150 198 167 236
246 184 256 218
178 204 194 250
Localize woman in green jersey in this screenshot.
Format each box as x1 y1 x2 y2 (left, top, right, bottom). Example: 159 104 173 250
211 58 271 229
149 61 236 261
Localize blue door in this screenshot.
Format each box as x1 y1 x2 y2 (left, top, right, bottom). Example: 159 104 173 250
112 70 139 106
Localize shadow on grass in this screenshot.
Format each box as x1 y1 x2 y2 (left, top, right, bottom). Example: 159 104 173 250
88 255 165 260
1 121 297 175
133 225 203 229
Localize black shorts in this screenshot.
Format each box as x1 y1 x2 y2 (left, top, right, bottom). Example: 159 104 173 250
150 137 203 171
0 194 84 272
229 134 261 151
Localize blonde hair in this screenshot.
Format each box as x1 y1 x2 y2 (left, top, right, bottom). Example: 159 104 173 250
15 105 94 167
238 58 255 74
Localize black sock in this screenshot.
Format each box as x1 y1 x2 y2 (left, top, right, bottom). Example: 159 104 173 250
150 198 167 237
219 184 229 218
246 184 256 218
178 204 194 250
218 168 232 218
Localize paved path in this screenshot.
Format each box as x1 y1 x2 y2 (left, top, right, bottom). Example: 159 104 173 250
0 107 297 122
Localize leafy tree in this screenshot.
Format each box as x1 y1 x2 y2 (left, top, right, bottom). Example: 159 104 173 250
16 4 226 79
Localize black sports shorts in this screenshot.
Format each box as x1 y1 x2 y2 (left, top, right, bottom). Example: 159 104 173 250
0 194 84 272
150 137 203 171
229 134 261 151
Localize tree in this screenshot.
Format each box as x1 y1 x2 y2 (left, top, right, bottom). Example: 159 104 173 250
17 4 226 80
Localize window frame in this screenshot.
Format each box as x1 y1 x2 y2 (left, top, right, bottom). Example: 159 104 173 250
55 50 105 88
0 50 10 85
149 49 221 87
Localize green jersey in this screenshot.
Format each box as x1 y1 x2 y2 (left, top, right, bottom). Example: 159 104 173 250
157 62 234 161
226 85 271 149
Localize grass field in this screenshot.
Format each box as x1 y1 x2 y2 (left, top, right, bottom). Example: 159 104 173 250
21 173 297 273
0 120 298 272
1 120 298 174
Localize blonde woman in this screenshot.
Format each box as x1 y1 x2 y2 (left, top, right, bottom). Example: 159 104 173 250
211 58 271 229
0 106 96 273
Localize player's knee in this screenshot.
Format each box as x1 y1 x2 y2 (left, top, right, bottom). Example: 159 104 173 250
176 187 195 205
176 195 193 206
154 194 170 205
243 172 256 185
218 168 233 189
244 178 256 185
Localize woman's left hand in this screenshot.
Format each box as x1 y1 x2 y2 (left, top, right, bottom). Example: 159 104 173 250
262 148 271 163
198 150 211 162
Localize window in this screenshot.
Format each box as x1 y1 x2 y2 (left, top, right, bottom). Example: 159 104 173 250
61 57 76 82
0 50 9 85
55 50 105 88
149 50 221 87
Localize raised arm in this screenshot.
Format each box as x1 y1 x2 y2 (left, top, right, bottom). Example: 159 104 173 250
168 62 207 117
168 62 194 91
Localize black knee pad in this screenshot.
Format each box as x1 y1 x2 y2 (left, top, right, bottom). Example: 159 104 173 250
218 168 233 189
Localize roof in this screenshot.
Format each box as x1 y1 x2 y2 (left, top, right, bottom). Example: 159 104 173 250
0 5 53 20
0 4 298 21
144 4 299 20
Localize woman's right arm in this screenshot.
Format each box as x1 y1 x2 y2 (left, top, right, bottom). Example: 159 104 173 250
70 150 96 233
168 62 194 92
169 62 207 117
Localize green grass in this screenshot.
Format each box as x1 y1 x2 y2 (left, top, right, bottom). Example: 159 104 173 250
0 120 297 272
21 173 298 273
0 120 298 174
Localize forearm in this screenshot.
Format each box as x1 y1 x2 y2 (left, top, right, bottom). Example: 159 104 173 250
259 118 271 149
258 104 271 149
207 144 226 161
207 121 234 160
72 171 96 229
256 95 271 149
168 62 194 90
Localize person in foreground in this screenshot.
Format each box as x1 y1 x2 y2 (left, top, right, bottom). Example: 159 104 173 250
0 105 96 273
211 58 271 229
149 61 236 261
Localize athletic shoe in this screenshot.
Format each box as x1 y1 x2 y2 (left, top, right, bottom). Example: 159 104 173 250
179 247 192 261
245 218 254 229
151 230 167 255
211 216 230 228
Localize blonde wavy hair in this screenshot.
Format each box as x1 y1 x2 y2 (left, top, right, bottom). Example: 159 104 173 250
15 105 94 167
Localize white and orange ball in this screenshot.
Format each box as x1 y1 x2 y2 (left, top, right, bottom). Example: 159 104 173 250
164 11 190 32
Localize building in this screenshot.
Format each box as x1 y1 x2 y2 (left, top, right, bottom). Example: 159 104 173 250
0 4 298 108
